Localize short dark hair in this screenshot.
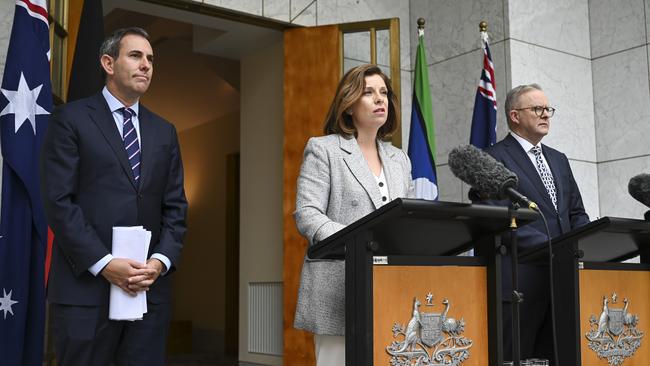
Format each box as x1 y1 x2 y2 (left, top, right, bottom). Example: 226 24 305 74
323 64 400 140
99 27 149 77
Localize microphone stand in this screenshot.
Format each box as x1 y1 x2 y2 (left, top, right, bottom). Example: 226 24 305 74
509 203 523 366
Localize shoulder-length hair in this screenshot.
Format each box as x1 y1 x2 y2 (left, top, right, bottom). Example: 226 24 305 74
323 64 400 140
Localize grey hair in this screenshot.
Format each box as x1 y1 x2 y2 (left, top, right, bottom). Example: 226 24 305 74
99 27 149 60
504 83 543 125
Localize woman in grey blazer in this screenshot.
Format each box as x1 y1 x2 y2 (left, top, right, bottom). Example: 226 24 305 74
294 64 414 365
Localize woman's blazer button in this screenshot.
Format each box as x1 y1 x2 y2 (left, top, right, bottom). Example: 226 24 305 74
351 199 359 207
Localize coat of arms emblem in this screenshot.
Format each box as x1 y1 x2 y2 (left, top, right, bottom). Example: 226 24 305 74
585 293 644 366
386 293 472 365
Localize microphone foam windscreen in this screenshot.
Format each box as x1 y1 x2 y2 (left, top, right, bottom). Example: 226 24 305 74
448 145 518 198
628 173 650 207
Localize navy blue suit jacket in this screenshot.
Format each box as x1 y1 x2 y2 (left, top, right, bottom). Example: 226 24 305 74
485 133 590 249
40 92 188 306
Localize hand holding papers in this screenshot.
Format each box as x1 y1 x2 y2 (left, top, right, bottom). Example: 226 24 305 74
109 226 152 321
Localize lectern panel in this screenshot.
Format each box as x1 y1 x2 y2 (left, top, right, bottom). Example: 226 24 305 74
579 269 650 365
373 265 488 365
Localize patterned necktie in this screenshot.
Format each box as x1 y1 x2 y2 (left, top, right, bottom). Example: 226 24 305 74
121 108 141 184
531 146 557 210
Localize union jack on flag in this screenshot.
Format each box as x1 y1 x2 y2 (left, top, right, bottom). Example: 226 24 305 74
470 30 497 149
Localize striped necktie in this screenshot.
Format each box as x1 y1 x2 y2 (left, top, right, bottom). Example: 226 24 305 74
531 146 557 210
121 108 141 184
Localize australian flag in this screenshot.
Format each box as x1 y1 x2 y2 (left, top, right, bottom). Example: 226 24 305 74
470 30 497 149
0 1 52 365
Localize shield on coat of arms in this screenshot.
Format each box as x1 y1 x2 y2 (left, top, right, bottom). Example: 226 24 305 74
608 309 625 336
420 312 443 347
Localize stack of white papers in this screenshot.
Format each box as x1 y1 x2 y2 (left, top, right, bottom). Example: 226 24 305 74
109 226 152 321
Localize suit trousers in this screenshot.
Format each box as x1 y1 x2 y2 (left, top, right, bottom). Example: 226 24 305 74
51 301 171 366
314 334 345 366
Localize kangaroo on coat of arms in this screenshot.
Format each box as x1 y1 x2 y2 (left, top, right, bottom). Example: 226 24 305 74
386 293 472 366
585 293 644 366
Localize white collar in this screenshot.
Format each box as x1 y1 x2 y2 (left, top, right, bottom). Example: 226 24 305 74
510 132 541 153
102 86 140 116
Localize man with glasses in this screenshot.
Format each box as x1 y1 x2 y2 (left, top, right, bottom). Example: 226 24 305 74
484 84 590 363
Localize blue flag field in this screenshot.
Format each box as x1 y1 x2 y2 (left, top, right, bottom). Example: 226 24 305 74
0 1 52 364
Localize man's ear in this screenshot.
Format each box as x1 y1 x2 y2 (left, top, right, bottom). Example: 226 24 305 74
100 54 114 76
508 110 519 126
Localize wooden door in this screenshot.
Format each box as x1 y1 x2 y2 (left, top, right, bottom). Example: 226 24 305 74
283 24 341 366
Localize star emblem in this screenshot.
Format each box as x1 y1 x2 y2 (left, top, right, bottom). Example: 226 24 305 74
0 288 18 319
0 72 50 134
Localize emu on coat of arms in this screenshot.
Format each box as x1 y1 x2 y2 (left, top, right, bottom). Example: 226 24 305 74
386 293 472 366
585 293 644 366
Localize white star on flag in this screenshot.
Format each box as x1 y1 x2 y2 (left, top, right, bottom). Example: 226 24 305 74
0 288 18 319
0 72 50 134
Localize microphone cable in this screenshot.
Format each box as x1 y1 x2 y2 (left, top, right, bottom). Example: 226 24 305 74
535 209 560 366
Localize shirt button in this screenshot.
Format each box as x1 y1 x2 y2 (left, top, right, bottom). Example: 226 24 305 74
378 182 384 187
382 196 387 202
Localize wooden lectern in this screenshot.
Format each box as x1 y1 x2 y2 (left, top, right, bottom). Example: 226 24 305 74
520 217 650 365
308 198 537 366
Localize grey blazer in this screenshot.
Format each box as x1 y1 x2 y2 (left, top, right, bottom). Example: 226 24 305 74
293 134 414 335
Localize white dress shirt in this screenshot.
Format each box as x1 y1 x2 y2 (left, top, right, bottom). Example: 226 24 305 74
509 132 553 180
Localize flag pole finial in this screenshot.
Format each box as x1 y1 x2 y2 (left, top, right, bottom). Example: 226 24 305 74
479 21 488 32
417 18 426 30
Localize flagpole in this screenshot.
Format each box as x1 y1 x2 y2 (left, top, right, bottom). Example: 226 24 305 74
481 18 521 365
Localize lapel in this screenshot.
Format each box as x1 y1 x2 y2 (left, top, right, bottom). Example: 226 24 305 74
541 145 564 210
137 106 157 192
378 141 401 199
87 93 138 191
339 135 382 209
502 134 555 209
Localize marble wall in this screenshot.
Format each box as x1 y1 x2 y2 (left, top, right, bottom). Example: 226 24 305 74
507 0 599 219
408 0 603 220
590 0 650 219
408 0 509 203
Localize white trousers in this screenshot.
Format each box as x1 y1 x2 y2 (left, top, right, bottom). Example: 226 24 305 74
314 334 345 366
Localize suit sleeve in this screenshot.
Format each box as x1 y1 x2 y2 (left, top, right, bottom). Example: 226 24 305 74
152 125 188 272
40 106 109 275
563 154 590 228
399 148 416 198
294 138 345 245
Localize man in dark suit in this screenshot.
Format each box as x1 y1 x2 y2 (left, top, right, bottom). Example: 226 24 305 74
40 27 187 365
484 84 589 362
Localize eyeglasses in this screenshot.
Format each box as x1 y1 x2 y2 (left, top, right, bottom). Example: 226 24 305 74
513 106 556 117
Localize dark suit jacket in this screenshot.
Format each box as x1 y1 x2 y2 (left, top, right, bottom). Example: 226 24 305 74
40 92 188 306
485 133 590 249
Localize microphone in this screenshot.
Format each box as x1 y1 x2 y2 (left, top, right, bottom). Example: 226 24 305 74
628 174 650 207
627 174 650 220
448 145 538 211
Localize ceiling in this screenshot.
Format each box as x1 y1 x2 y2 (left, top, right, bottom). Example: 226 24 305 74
101 0 284 131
